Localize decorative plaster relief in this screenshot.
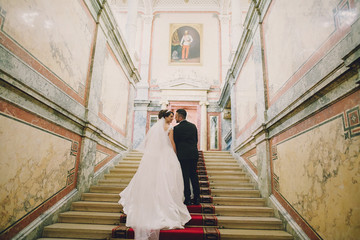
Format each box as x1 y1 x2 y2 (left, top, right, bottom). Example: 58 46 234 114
241 148 258 175
95 151 109 166
94 144 118 172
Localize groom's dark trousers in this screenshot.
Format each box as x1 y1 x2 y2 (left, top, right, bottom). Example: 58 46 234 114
173 120 200 202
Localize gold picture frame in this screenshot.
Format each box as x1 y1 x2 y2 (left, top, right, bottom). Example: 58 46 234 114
169 23 203 65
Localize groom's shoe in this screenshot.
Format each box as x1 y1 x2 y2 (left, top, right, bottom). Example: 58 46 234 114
184 199 191 205
192 196 201 205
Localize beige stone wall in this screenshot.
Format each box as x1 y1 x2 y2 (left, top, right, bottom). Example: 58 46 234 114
0 113 77 232
263 0 346 100
272 94 360 239
0 0 137 238
234 46 257 135
227 0 360 239
100 46 130 135
0 0 95 96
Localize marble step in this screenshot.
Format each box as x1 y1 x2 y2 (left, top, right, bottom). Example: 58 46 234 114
42 223 115 239
59 211 121 225
212 197 265 206
206 171 247 176
42 222 291 239
43 223 297 240
217 216 283 230
209 181 255 187
121 158 141 162
82 193 265 207
116 161 140 166
105 170 247 177
94 182 128 188
204 155 234 159
206 175 251 182
71 201 122 213
89 186 259 198
110 168 137 174
219 229 293 240
104 173 135 179
116 161 139 166
125 154 143 158
205 166 243 171
104 172 248 181
89 185 126 194
98 179 128 186
211 189 261 197
112 165 243 173
206 167 244 172
103 175 132 182
210 184 256 190
204 159 237 163
71 201 273 217
98 179 131 184
112 163 238 169
215 206 274 217
126 152 143 156
203 151 231 155
58 211 281 230
204 162 239 167
95 180 256 189
82 192 120 202
59 211 215 226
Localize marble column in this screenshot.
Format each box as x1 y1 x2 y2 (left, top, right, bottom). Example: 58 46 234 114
136 14 153 101
254 11 271 198
126 0 139 57
229 78 236 151
200 101 209 151
218 14 231 85
256 135 272 198
133 100 150 148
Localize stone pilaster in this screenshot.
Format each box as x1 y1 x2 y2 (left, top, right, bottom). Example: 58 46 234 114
133 100 150 148
126 0 139 58
200 101 209 151
230 0 243 55
218 14 231 85
255 131 271 198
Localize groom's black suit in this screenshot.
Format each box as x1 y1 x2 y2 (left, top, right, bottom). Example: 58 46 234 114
173 120 200 203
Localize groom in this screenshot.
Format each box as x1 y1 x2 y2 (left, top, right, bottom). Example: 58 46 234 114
174 109 201 205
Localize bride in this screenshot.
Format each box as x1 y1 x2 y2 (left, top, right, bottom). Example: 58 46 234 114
119 110 191 240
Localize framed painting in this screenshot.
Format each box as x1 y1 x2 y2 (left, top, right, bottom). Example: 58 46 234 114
169 23 202 65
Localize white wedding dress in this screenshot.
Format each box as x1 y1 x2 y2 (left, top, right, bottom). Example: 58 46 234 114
119 118 191 240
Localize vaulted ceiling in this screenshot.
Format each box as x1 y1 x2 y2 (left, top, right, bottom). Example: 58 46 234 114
109 0 232 14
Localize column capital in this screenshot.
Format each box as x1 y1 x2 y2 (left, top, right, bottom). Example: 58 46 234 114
218 14 231 23
160 100 169 109
200 101 209 106
141 14 154 24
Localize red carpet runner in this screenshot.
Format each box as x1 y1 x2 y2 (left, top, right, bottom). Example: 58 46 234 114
112 151 221 239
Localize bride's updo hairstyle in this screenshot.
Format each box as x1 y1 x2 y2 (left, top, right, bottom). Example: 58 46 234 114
158 110 173 119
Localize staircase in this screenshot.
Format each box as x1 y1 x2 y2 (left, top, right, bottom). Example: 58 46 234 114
38 151 293 240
